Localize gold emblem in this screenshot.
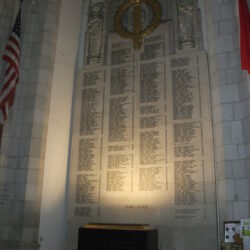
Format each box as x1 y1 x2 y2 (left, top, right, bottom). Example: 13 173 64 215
114 0 162 50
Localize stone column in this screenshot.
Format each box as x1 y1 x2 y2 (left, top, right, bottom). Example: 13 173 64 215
0 0 61 249
38 0 83 249
204 0 250 242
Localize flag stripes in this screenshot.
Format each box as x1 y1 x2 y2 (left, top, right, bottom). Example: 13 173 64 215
0 10 21 124
239 0 250 73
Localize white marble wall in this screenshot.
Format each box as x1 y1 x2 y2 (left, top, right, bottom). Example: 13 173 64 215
66 1 218 250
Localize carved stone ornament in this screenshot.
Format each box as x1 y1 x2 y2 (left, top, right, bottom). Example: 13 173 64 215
84 2 107 65
177 0 195 47
114 0 162 50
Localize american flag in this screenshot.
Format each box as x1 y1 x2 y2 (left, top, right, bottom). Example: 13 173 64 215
0 9 21 124
239 0 250 73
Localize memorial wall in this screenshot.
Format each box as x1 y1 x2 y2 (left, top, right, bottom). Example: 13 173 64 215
66 1 217 249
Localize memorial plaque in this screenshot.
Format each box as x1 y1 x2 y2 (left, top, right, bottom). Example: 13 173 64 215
68 16 217 250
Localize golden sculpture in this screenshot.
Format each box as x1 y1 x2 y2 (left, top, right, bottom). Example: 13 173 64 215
114 0 162 50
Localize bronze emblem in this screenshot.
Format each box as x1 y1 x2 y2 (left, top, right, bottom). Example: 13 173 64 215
114 0 162 50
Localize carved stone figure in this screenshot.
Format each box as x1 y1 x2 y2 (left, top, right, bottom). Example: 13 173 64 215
88 19 102 58
177 0 195 48
84 2 107 65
